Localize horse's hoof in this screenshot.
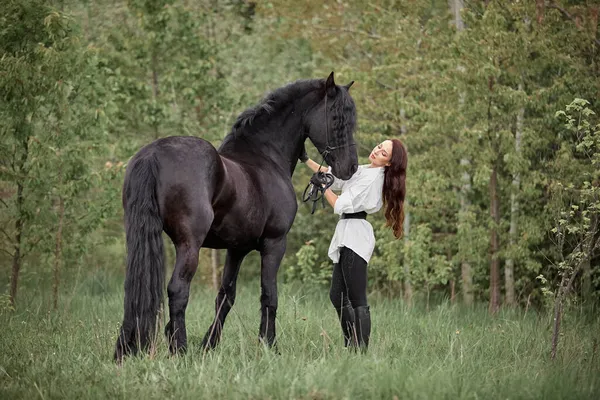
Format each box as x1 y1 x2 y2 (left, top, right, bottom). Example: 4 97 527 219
168 337 187 355
200 327 222 351
114 332 136 363
200 338 215 352
168 344 186 355
258 338 280 354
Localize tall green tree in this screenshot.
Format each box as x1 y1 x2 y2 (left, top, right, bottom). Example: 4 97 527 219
546 98 599 358
1 0 116 307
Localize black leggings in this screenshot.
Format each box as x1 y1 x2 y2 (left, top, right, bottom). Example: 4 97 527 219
329 246 368 309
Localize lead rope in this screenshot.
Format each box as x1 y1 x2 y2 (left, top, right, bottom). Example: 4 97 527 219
302 94 335 214
302 171 335 214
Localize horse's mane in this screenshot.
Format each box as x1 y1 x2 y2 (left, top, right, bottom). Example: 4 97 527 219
230 79 323 137
224 77 357 153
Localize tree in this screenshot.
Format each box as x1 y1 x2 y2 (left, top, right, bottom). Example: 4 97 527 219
1 0 117 308
1 0 76 307
546 99 599 359
448 0 476 306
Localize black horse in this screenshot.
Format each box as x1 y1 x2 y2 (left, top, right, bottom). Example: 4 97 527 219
114 72 358 361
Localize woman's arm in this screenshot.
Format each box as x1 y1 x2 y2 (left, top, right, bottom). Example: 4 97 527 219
303 158 329 174
324 188 338 208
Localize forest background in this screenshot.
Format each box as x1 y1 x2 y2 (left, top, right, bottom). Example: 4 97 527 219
1 0 600 317
2 1 600 398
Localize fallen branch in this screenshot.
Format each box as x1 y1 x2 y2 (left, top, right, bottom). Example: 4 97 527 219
375 80 396 91
310 26 381 39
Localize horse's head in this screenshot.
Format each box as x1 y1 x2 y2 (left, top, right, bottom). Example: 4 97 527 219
304 72 358 180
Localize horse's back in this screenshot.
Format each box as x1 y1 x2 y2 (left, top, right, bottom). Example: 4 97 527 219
125 136 297 250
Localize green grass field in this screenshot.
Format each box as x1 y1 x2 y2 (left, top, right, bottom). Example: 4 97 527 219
1 276 599 399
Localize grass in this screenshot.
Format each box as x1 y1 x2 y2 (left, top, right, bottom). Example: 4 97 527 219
1 275 599 399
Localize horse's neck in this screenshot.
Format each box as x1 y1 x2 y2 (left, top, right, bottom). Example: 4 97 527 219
222 114 304 176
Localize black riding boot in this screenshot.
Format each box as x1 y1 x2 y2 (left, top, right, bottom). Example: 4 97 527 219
354 305 371 352
335 305 356 347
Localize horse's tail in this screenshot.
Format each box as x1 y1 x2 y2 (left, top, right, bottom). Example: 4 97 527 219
114 153 164 362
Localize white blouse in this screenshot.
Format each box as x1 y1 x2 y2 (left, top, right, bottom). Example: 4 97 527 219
326 165 385 264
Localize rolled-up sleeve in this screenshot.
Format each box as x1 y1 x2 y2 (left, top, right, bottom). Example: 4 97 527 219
333 176 383 215
333 191 355 214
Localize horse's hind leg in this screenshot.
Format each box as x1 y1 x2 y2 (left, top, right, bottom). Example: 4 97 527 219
258 237 286 347
164 243 200 354
165 212 213 354
201 248 249 350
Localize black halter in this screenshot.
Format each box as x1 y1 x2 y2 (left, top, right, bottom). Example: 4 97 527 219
302 94 355 214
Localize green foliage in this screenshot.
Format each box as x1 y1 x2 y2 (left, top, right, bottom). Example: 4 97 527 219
278 0 600 306
2 0 600 309
96 0 228 147
0 0 120 304
404 224 453 291
541 99 600 303
0 293 14 314
285 241 330 286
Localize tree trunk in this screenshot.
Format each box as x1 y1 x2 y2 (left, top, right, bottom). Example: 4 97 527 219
591 7 599 79
552 217 599 358
447 248 456 304
211 249 220 291
450 0 473 306
581 213 598 303
403 203 413 303
489 163 501 314
448 0 464 30
460 160 474 306
460 262 473 305
504 83 524 307
152 52 159 99
581 257 591 302
552 260 584 360
10 137 29 308
591 7 598 45
487 73 500 315
10 182 25 309
536 0 545 24
151 51 160 139
400 108 413 303
53 195 65 311
550 274 566 360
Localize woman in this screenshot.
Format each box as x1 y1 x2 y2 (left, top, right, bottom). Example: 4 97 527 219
302 139 407 351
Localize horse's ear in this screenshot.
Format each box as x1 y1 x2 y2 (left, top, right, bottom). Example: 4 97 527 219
344 81 354 90
325 71 336 97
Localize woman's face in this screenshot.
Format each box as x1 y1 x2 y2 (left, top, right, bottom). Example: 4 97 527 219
369 140 393 167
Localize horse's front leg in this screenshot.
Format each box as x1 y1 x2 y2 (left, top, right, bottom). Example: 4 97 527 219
258 236 286 347
201 248 249 350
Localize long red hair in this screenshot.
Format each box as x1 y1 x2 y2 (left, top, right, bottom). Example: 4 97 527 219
383 139 407 239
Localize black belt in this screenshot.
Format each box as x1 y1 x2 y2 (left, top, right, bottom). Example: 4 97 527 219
341 211 367 220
